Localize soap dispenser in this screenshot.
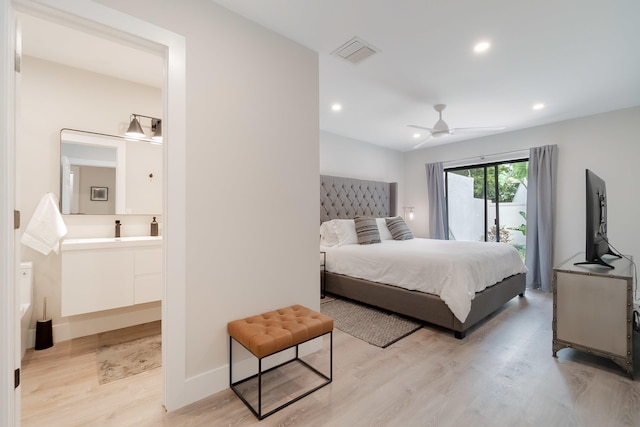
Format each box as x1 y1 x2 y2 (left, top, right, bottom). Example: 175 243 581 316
115 220 121 238
150 217 158 237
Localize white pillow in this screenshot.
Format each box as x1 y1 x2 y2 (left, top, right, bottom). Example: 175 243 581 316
376 218 393 240
332 219 358 246
320 221 339 247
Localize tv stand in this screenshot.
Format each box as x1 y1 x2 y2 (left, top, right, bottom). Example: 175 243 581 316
573 247 622 269
553 253 635 378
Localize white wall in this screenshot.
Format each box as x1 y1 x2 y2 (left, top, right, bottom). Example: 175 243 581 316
403 107 640 267
18 56 163 343
97 0 320 394
126 142 163 214
320 130 404 210
320 131 403 182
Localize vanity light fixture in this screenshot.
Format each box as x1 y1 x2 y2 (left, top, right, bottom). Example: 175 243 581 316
125 114 162 143
403 206 414 221
151 119 162 143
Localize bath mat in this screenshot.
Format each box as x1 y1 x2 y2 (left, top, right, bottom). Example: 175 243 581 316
96 334 161 384
321 298 422 348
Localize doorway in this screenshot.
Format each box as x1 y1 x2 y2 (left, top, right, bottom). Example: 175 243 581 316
16 8 165 422
446 159 529 260
4 1 188 422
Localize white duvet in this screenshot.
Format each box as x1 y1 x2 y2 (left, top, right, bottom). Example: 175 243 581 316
321 238 527 323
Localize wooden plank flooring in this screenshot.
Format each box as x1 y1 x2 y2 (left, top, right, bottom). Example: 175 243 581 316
21 291 640 426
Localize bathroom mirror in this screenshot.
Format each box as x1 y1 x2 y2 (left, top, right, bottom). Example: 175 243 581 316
60 129 162 215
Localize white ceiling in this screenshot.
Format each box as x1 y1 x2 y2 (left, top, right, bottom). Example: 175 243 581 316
19 2 640 152
18 12 163 89
212 0 640 151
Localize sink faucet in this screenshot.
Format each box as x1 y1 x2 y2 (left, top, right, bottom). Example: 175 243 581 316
115 220 121 238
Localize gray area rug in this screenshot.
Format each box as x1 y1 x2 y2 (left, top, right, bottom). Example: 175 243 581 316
321 298 422 348
96 335 161 384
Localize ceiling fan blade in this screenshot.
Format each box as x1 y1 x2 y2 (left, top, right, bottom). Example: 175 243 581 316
407 124 434 132
450 126 506 134
412 134 432 150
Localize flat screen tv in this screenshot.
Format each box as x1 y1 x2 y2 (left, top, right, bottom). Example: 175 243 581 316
574 169 620 268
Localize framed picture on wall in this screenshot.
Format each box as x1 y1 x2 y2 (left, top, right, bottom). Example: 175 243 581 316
91 186 108 201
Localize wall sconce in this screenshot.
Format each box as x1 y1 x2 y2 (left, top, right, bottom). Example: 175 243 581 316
125 114 162 143
403 206 414 221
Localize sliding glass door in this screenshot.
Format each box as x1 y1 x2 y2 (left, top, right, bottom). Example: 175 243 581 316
445 160 528 260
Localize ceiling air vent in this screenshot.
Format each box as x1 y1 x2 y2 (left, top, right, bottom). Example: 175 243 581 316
331 37 379 65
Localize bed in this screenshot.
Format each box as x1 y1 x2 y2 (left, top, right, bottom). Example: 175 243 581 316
320 174 527 339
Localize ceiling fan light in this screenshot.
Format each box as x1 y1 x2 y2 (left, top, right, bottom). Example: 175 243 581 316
432 119 449 133
125 116 145 138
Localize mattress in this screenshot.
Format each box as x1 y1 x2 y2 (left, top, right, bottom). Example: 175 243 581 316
321 238 528 322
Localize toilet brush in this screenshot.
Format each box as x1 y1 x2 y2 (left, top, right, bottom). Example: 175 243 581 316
35 297 53 350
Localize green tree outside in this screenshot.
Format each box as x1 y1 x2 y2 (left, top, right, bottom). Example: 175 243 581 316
450 161 528 203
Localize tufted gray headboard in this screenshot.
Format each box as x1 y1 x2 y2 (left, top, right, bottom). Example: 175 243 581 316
320 175 397 223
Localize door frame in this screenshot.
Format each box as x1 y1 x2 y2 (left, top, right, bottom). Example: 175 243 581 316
1 0 188 421
0 0 17 424
445 158 529 242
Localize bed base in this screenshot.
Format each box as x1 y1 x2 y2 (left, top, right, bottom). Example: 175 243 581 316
324 272 526 339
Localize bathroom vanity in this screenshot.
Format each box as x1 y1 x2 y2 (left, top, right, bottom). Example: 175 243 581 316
61 236 162 316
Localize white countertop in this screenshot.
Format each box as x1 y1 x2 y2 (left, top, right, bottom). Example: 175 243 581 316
61 235 162 251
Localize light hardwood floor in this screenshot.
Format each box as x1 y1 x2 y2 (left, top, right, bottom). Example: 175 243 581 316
21 291 640 426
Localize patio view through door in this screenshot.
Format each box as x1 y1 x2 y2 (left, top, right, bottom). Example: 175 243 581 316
445 159 528 261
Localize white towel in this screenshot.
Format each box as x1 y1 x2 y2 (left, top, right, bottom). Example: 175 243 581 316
21 193 68 255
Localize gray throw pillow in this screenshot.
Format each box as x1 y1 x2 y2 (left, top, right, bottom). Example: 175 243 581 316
385 216 414 240
354 217 381 245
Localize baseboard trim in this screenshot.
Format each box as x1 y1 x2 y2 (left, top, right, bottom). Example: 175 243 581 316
172 365 229 411
25 303 162 348
170 338 325 411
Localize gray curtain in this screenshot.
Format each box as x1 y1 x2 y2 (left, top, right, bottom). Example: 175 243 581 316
525 144 558 291
425 162 448 239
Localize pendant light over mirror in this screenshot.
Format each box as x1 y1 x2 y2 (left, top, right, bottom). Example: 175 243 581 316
125 115 145 138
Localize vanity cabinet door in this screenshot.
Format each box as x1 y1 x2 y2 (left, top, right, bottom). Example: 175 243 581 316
62 249 135 316
134 247 162 304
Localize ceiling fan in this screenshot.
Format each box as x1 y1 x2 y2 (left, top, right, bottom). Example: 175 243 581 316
408 104 505 149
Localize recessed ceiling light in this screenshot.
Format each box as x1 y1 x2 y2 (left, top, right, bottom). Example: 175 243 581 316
473 41 491 53
533 103 545 110
331 103 342 112
412 133 421 139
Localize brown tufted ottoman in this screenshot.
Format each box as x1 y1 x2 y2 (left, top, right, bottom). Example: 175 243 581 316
228 304 333 420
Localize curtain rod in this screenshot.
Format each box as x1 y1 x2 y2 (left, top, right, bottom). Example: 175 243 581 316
443 148 530 168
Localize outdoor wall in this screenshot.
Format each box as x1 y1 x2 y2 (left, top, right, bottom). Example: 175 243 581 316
447 173 484 241
402 106 640 269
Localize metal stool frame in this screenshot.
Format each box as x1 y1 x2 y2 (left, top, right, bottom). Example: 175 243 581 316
229 331 333 420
